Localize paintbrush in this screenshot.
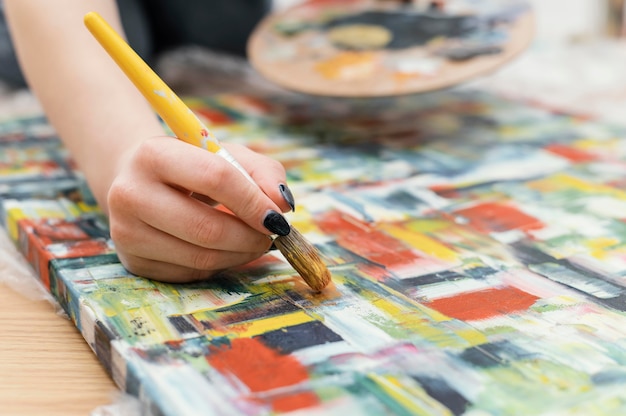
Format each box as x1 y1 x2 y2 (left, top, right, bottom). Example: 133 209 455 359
83 11 331 292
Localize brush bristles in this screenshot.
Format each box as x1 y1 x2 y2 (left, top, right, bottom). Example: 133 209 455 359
274 226 331 292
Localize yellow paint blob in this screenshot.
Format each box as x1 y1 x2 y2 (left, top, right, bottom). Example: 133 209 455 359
327 24 392 50
381 224 458 262
586 237 619 259
529 173 626 199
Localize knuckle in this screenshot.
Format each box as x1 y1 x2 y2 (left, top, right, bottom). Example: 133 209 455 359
107 179 139 211
137 137 164 158
190 249 220 271
189 213 226 247
136 137 170 172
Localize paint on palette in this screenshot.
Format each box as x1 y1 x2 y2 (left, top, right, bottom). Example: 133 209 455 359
322 10 483 50
248 0 533 96
9 89 626 414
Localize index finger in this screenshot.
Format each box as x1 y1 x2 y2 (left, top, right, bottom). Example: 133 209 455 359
145 138 289 236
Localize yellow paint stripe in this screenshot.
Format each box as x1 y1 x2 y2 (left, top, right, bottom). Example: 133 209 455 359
575 137 619 151
407 219 452 234
34 208 68 219
455 328 489 346
381 224 458 262
6 207 26 241
207 310 314 338
529 173 626 199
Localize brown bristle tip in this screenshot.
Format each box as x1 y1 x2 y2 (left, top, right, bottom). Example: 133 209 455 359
274 227 331 292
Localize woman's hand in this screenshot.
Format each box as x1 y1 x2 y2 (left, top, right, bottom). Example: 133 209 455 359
4 0 297 282
107 137 294 283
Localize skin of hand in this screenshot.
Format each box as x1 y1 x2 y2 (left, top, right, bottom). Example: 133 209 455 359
5 0 293 282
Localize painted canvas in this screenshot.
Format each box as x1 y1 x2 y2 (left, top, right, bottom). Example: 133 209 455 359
248 0 534 96
4 88 626 415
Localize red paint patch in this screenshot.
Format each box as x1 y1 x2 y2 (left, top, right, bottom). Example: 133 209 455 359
427 286 539 321
429 185 462 199
358 262 393 282
18 218 114 289
208 338 318 413
453 202 544 233
195 108 232 125
317 210 421 269
545 144 596 163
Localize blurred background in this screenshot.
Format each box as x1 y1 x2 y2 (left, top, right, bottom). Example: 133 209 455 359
271 0 626 126
274 0 624 42
1 0 626 124
468 0 626 126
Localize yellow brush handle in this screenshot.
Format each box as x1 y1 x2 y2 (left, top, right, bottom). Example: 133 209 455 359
84 11 221 153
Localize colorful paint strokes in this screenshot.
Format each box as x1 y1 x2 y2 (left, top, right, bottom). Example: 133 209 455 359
5 88 626 415
248 0 533 96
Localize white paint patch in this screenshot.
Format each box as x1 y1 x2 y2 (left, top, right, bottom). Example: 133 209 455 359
292 340 358 365
176 290 251 314
391 57 443 76
318 305 397 354
416 277 500 301
583 196 626 219
452 151 570 186
497 268 581 299
79 300 97 352
138 361 246 415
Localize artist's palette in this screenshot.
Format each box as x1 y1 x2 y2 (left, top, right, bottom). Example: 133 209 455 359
248 0 533 97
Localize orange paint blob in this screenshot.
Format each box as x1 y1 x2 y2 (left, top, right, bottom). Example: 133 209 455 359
544 143 596 163
317 210 421 269
315 52 376 80
427 286 539 321
195 108 232 125
453 202 544 233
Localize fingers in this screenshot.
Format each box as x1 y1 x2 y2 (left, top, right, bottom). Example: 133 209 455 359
110 177 272 252
119 257 219 283
138 137 291 235
111 219 267 283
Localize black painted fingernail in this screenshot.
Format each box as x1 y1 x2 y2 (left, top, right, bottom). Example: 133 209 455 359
279 183 295 212
263 210 291 236
268 240 278 251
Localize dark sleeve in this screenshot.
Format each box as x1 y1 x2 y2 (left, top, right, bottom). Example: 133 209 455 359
0 0 27 87
140 0 273 57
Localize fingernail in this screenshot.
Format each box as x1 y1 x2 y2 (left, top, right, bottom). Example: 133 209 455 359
268 240 278 251
263 210 291 236
279 183 295 212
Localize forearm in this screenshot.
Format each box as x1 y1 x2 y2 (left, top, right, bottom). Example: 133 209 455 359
5 0 165 214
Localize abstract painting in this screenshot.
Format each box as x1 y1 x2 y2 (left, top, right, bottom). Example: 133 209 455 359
4 88 626 415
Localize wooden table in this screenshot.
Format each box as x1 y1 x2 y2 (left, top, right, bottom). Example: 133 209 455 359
0 281 118 415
